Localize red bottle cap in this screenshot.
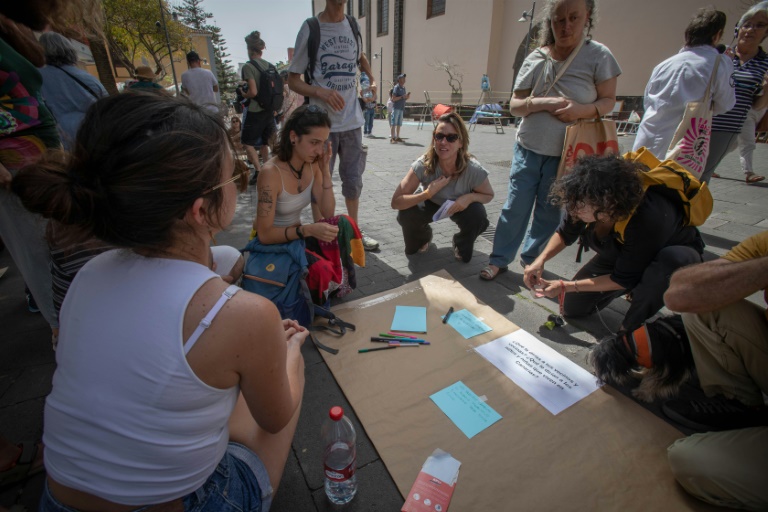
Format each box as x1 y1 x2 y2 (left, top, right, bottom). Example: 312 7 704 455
329 406 344 421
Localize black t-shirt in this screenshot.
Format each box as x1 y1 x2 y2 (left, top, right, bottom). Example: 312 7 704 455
556 187 703 289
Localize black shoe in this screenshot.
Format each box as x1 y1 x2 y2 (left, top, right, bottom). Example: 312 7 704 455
662 396 768 432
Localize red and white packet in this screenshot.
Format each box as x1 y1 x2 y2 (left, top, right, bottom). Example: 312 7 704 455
401 449 461 512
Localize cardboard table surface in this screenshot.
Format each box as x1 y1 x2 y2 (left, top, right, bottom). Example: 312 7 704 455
315 271 719 511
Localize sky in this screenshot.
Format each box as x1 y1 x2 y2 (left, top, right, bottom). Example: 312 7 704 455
195 0 314 68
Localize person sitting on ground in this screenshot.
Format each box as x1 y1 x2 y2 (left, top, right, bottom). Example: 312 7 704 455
127 65 166 92
523 154 704 332
38 31 108 151
12 93 307 511
253 104 338 245
391 112 494 262
662 230 768 511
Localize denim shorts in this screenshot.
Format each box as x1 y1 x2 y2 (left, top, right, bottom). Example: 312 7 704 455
391 108 404 126
39 443 274 512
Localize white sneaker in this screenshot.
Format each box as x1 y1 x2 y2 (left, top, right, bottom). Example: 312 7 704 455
360 231 379 251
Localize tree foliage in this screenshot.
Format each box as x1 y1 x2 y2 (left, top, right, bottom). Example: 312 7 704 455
430 59 464 94
103 0 190 84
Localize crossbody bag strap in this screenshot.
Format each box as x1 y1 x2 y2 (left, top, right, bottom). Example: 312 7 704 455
703 53 721 108
53 65 101 100
530 37 585 98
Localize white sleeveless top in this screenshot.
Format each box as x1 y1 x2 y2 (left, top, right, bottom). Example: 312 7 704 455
273 164 314 227
43 249 240 505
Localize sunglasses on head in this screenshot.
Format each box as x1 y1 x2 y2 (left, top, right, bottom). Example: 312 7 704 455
305 104 328 115
434 133 460 143
204 159 249 194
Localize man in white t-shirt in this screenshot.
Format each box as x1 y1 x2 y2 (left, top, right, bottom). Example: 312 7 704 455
181 51 219 114
287 0 380 251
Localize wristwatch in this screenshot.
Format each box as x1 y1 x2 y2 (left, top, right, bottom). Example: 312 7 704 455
295 225 304 240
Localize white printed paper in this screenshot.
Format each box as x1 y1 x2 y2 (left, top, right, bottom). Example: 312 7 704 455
432 200 454 222
475 329 601 415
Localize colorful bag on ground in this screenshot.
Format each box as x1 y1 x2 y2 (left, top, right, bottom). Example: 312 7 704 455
557 116 619 179
664 56 721 179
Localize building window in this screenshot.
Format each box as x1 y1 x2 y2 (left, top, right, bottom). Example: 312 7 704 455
427 0 445 19
358 0 366 17
377 0 389 36
347 1 352 15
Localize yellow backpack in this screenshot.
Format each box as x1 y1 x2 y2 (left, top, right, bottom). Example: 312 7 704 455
614 148 713 243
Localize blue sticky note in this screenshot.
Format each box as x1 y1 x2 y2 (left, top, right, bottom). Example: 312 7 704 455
430 381 502 439
391 305 427 333
446 309 492 339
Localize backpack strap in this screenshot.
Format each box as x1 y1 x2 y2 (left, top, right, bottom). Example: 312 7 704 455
305 17 321 85
345 14 362 66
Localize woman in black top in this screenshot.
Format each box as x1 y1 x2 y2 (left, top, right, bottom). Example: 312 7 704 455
524 154 704 331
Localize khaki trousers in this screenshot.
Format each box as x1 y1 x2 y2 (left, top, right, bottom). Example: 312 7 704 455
667 301 768 510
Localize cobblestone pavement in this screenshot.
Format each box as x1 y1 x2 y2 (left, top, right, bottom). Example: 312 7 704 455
2 119 766 511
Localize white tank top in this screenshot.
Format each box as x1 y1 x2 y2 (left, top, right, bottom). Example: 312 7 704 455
273 164 314 227
43 249 240 505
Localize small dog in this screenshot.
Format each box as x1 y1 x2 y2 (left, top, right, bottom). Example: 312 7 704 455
589 315 695 403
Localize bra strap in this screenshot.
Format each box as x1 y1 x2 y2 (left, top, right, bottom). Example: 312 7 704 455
184 284 240 354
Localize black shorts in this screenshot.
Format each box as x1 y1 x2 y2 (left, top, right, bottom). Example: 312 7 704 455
241 109 275 148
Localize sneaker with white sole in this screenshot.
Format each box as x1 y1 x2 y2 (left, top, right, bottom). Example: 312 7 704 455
360 231 379 251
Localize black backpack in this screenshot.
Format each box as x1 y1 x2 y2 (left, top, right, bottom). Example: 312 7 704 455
303 15 362 103
246 59 284 113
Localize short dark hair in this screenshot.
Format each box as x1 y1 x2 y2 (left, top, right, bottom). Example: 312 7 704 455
273 105 332 161
685 7 726 47
186 50 200 63
12 93 235 253
550 154 646 222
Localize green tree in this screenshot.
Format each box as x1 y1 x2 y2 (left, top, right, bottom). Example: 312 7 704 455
178 0 212 30
207 24 238 101
103 0 191 85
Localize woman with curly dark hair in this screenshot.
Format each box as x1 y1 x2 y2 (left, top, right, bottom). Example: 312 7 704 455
523 154 704 331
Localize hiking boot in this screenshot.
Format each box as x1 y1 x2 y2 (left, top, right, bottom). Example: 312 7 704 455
360 231 379 251
662 396 768 432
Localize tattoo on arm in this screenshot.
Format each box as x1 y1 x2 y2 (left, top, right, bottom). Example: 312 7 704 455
257 186 274 217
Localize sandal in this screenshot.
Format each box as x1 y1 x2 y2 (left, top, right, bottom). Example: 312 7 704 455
417 242 430 253
479 265 508 281
0 442 44 488
746 172 765 184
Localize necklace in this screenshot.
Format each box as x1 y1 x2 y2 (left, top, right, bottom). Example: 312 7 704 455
287 160 305 193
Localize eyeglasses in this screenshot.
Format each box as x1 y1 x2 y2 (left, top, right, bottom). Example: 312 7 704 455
434 133 460 143
204 160 249 194
741 22 768 31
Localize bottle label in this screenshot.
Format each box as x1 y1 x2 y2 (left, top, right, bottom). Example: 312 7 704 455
324 460 356 482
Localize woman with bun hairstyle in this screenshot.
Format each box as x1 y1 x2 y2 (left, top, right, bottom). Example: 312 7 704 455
13 93 307 511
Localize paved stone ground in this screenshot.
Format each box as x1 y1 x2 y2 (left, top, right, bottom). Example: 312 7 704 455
2 120 766 511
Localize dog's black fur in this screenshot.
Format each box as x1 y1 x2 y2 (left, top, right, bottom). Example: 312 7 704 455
589 315 696 402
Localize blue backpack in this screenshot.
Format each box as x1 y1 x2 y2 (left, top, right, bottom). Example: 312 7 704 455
241 238 354 354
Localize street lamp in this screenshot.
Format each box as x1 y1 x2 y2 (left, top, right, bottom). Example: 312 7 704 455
518 1 536 55
373 47 383 105
157 0 179 95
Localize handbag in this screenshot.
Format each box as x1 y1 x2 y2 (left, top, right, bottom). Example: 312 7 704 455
664 55 721 179
557 111 619 179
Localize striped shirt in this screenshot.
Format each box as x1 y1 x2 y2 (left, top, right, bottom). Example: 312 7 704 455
712 48 768 133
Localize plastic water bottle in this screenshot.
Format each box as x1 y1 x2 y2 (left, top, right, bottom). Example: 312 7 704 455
322 406 357 504
361 73 373 100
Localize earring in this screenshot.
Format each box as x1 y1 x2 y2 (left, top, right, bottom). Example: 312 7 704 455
291 140 296 145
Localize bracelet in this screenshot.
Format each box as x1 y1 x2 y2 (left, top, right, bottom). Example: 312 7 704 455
284 226 290 241
295 225 304 240
573 280 580 293
525 96 533 112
